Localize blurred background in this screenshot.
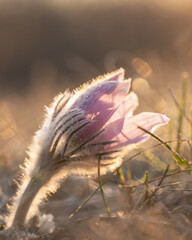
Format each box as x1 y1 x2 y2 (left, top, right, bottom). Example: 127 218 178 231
0 0 192 170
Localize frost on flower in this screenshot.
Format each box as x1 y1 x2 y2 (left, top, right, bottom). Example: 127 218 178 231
5 68 169 230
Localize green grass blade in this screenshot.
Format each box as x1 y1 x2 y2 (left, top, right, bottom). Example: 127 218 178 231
116 168 125 184
138 126 191 171
176 74 188 153
144 171 149 182
168 119 173 147
98 154 111 216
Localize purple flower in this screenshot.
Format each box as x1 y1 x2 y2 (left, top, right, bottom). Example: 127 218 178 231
67 68 169 154
5 68 169 230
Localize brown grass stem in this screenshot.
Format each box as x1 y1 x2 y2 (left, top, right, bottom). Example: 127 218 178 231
169 88 191 125
123 168 192 189
139 165 170 210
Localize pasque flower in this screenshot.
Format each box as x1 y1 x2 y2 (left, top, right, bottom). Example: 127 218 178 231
68 68 169 154
3 68 168 233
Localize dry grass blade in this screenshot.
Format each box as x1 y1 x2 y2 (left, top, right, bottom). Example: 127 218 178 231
157 164 170 186
191 107 192 160
138 126 191 170
165 189 192 191
139 165 170 210
169 88 192 125
124 168 192 189
98 154 111 216
170 76 188 153
181 134 192 151
157 179 192 188
191 107 192 140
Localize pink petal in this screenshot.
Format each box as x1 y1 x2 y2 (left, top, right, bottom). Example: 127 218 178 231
72 80 131 114
106 92 139 125
71 80 131 139
91 112 169 151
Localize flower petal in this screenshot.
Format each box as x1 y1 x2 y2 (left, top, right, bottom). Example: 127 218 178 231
118 112 169 147
106 92 139 125
92 112 169 151
73 80 131 113
71 80 131 139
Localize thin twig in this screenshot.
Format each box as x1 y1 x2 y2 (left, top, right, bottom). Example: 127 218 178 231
181 134 192 151
124 168 192 189
165 189 192 191
157 164 170 186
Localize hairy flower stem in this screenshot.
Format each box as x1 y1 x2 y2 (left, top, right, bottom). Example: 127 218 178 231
12 177 46 228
